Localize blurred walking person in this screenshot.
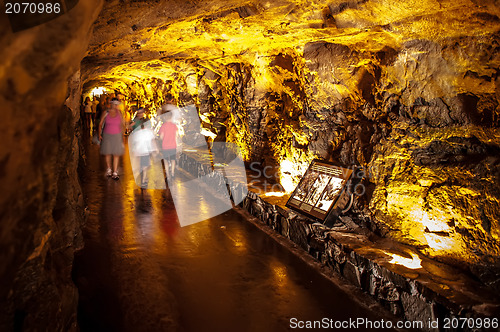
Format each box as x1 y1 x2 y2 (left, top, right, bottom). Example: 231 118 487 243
129 107 147 133
82 96 93 129
95 95 105 124
159 112 178 178
129 123 158 187
91 96 99 126
98 98 125 180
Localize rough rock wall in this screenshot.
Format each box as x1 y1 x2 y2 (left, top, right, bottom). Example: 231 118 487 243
300 35 500 277
0 2 102 330
104 30 500 284
78 0 500 286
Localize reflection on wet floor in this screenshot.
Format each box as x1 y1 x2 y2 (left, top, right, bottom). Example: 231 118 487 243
73 141 397 332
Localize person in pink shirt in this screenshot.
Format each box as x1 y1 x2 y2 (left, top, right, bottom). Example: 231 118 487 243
158 112 178 178
98 98 125 179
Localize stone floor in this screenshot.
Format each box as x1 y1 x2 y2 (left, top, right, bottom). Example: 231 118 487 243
73 141 401 332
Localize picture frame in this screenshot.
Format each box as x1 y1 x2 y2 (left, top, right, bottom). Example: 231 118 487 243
285 160 353 222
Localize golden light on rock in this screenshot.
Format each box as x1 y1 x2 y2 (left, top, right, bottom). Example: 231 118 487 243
279 155 313 194
369 125 500 264
386 252 422 270
423 233 457 253
279 160 297 193
264 192 286 197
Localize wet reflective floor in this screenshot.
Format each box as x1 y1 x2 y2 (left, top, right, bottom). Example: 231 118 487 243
73 141 398 332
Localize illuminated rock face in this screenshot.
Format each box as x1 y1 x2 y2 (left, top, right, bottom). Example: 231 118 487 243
303 37 500 272
83 0 500 283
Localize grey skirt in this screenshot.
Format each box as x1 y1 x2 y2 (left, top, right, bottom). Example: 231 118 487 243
100 132 124 156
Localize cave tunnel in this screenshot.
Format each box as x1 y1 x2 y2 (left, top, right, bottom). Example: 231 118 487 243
1 0 500 331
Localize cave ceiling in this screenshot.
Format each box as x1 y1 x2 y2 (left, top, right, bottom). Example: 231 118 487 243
82 0 500 90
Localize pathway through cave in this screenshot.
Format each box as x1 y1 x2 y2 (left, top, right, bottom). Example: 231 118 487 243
72 138 398 332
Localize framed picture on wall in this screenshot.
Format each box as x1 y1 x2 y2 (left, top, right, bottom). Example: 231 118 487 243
285 160 353 222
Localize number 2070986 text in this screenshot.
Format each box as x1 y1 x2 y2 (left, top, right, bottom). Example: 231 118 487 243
5 3 61 14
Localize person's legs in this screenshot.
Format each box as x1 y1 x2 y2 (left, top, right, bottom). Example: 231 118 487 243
171 159 176 177
111 155 120 180
140 156 149 185
163 150 176 177
105 155 112 169
104 155 112 176
161 150 170 179
165 160 171 178
160 158 167 179
112 155 120 173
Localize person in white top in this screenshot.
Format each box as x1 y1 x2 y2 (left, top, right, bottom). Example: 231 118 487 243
129 123 158 187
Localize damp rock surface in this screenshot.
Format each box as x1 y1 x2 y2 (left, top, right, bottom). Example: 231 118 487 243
82 0 500 282
0 1 102 330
